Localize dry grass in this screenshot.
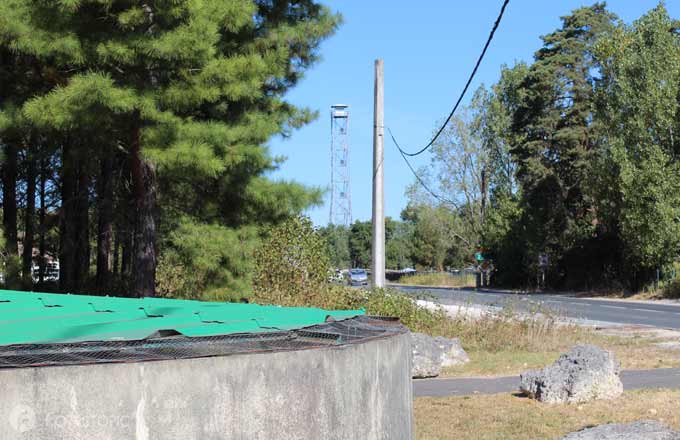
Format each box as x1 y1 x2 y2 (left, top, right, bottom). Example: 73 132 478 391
610 342 680 370
419 297 680 378
415 389 680 440
443 332 680 377
397 272 476 288
586 286 680 301
433 304 587 353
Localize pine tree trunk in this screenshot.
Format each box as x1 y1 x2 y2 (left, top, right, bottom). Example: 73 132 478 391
74 162 90 291
121 224 131 276
96 153 114 291
2 143 18 255
22 146 36 286
113 224 120 276
38 157 47 284
59 143 77 292
130 117 157 297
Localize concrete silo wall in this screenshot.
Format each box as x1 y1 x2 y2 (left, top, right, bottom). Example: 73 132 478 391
0 331 413 439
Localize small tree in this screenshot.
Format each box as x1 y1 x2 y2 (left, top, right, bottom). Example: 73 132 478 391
253 216 331 306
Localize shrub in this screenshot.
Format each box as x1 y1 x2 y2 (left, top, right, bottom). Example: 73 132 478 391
252 215 331 306
663 279 680 299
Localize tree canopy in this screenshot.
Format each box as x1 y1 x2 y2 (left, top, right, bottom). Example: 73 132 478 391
397 2 680 289
0 0 339 299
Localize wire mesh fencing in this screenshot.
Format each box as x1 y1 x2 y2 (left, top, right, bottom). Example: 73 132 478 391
0 315 407 369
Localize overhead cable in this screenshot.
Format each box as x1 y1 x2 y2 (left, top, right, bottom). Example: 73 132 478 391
394 0 510 157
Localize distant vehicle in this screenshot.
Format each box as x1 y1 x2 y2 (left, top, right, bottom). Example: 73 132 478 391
349 268 368 286
328 269 345 284
401 268 417 274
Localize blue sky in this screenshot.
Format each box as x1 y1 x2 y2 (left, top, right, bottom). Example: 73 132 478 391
268 0 680 226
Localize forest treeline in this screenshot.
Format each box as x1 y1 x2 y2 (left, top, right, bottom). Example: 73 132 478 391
0 1 339 298
1 2 679 298
325 3 680 290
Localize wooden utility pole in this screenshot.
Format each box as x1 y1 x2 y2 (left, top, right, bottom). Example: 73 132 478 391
372 59 385 288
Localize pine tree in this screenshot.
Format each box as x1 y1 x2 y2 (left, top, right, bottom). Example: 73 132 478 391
0 1 339 297
511 3 616 285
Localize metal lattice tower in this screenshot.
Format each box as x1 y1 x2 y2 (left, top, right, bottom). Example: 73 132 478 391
330 104 351 226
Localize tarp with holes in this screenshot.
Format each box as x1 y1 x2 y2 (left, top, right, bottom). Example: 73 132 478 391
0 290 364 345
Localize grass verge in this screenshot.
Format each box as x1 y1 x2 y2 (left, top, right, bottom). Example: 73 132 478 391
415 389 680 440
396 272 476 288
444 333 680 377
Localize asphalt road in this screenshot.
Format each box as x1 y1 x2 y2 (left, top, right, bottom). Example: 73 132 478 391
396 286 680 329
414 368 680 397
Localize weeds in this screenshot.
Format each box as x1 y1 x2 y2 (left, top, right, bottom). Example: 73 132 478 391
397 272 476 288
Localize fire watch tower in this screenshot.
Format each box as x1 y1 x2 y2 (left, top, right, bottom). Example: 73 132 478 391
329 104 352 226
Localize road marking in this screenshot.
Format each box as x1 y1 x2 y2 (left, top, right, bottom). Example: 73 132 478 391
632 308 663 313
601 305 626 310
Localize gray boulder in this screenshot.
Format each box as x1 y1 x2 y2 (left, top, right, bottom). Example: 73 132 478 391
561 420 680 440
411 332 469 378
520 344 623 403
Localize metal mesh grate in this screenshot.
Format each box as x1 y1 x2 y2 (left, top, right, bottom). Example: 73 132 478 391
0 316 407 369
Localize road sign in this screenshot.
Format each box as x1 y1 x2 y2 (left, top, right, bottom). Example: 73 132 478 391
538 253 549 267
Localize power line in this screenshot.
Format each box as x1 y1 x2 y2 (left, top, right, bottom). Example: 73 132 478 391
388 127 457 207
394 0 510 157
388 127 472 246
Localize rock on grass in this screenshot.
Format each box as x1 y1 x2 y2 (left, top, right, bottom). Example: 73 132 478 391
411 332 470 378
520 344 623 404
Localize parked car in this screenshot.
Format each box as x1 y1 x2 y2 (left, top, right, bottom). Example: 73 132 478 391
349 268 369 286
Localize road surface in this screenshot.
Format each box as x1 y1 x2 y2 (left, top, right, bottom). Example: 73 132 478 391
414 368 680 397
396 286 680 329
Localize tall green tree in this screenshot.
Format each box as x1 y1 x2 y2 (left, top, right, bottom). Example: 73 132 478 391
595 4 680 286
511 3 616 286
401 204 465 270
478 64 528 285
0 0 339 297
318 224 350 269
385 218 414 270
348 220 371 269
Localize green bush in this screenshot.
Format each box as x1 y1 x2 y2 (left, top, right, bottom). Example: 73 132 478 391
663 279 680 299
252 215 332 306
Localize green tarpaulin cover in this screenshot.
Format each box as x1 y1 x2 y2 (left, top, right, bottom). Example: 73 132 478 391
0 290 364 345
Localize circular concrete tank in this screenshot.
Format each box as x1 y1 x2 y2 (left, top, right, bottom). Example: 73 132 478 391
0 316 413 440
